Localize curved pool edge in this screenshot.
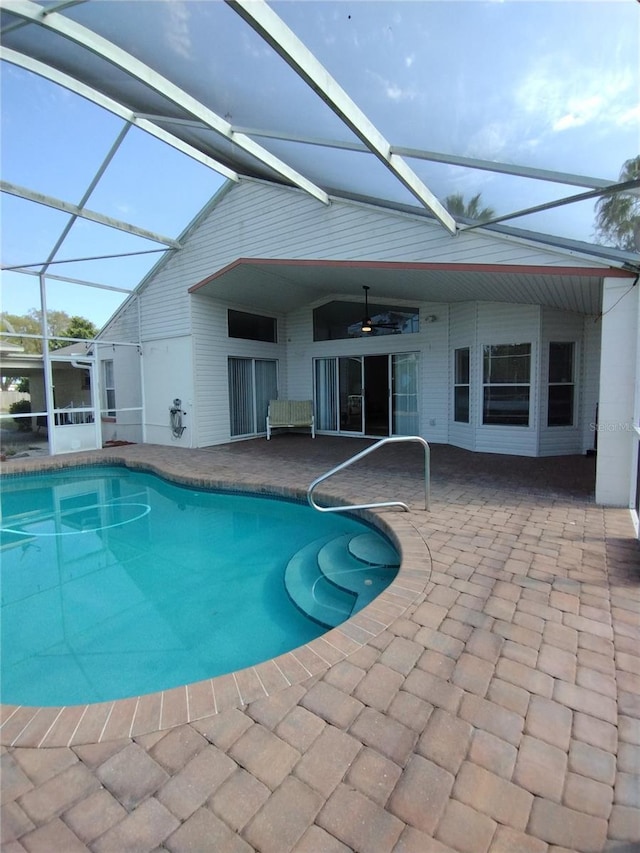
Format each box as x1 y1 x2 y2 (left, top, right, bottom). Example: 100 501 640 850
0 451 433 748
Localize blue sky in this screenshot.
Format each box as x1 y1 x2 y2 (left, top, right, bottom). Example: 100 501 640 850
1 0 638 329
1 61 225 327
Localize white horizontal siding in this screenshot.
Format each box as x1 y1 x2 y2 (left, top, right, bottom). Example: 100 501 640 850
190 295 229 446
135 246 208 340
191 294 287 446
284 308 313 401
179 181 606 284
100 295 140 343
418 305 449 445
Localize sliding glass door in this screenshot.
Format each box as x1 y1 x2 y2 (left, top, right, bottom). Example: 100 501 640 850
392 353 419 434
315 353 418 436
228 357 278 437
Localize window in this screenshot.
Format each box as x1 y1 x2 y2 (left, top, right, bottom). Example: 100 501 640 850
103 359 115 417
483 344 531 426
313 300 419 341
548 342 575 426
228 309 276 343
454 347 470 423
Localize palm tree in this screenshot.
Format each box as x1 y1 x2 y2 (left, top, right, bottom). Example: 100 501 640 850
444 192 495 223
594 156 640 251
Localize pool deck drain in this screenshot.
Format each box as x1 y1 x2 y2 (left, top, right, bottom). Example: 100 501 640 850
1 437 638 852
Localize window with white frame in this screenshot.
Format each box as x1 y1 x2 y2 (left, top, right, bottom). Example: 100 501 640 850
454 347 470 423
483 343 531 426
547 342 575 426
103 359 116 417
228 309 277 343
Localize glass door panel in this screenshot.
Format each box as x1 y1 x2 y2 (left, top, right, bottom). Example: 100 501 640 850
339 357 363 433
364 355 390 436
228 357 277 436
228 357 254 437
392 353 419 435
314 358 338 430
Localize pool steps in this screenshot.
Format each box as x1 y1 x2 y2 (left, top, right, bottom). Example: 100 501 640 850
284 532 399 628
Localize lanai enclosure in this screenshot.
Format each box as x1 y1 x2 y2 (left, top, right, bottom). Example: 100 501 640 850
1 2 639 532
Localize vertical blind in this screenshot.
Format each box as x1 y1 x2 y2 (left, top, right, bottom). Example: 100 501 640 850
314 358 338 431
228 358 277 436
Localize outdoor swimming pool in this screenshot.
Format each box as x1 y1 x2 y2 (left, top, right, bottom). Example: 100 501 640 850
1 465 399 706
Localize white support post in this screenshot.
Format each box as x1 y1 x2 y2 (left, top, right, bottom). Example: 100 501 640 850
595 276 639 506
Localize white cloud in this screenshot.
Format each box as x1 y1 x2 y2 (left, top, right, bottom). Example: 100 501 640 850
553 94 604 132
164 1 192 60
516 58 636 136
365 69 417 103
465 121 511 160
613 104 640 128
385 82 416 102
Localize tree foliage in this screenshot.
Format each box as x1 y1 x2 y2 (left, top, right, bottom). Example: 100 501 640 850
50 315 98 350
0 309 98 389
594 156 640 251
1 309 97 350
444 192 496 223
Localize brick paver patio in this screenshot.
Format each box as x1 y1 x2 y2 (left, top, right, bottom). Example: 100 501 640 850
1 437 638 852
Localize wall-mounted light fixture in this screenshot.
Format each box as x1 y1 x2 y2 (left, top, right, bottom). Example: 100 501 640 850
424 314 438 323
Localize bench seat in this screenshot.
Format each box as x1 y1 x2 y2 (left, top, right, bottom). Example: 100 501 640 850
266 400 315 440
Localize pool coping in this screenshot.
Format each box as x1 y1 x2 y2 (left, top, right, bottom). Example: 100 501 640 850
0 454 432 748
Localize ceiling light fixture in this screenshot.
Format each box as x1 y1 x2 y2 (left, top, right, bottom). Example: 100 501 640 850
361 286 373 333
360 286 400 334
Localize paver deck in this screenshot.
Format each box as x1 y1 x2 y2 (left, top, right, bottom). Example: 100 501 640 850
1 437 638 852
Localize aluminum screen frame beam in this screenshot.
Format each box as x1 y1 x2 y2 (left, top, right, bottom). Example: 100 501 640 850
3 1 330 205
233 125 617 192
227 0 457 235
460 178 640 232
1 180 183 248
1 47 240 182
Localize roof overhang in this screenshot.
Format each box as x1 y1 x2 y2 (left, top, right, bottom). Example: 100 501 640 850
189 257 633 316
0 352 44 372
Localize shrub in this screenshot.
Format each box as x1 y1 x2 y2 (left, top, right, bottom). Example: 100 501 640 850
9 398 31 429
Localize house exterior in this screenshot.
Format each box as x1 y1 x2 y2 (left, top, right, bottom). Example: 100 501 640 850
99 178 640 524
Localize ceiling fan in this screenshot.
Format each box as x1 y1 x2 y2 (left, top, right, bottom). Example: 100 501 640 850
360 285 399 334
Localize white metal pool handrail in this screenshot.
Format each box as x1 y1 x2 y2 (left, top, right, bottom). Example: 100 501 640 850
307 435 430 513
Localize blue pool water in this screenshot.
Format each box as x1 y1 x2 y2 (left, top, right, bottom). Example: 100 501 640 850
1 466 398 706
